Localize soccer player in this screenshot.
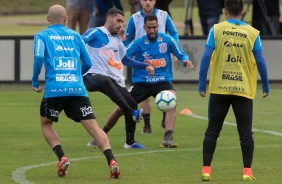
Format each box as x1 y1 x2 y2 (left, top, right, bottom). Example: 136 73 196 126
88 15 193 148
32 4 120 179
123 0 181 134
124 0 178 45
82 8 154 148
198 0 270 181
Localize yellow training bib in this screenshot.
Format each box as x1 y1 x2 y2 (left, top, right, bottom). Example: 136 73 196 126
209 21 259 99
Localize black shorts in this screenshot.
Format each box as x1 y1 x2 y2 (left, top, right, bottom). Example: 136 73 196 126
40 96 96 122
128 81 175 103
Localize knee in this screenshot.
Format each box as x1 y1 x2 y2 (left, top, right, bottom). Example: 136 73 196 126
203 134 218 143
116 107 124 116
240 134 254 145
41 117 53 128
100 77 112 84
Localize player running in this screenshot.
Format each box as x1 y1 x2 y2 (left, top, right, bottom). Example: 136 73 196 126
32 4 120 179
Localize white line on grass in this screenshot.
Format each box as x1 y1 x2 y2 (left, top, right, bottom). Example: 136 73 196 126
189 114 282 137
12 113 282 184
11 145 282 184
11 149 198 184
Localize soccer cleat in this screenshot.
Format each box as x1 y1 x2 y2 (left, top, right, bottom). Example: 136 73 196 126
242 168 256 181
201 166 211 181
132 109 143 122
160 139 178 148
109 160 121 179
86 139 96 146
57 156 70 177
123 142 146 149
141 126 152 134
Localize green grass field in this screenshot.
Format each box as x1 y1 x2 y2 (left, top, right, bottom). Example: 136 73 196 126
1 83 282 184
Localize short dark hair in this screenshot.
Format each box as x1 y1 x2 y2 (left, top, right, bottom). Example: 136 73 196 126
106 8 124 18
144 15 158 24
224 0 243 17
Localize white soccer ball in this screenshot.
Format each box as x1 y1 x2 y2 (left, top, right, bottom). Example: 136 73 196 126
155 90 177 112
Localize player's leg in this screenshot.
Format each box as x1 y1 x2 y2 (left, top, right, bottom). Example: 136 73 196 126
104 84 144 133
82 119 111 150
84 74 139 116
66 96 120 179
81 119 120 178
88 81 147 148
85 75 143 147
84 74 135 134
201 94 230 181
160 90 177 148
100 105 145 149
40 97 70 177
161 112 166 128
150 82 177 147
129 83 152 134
140 98 152 134
232 96 255 180
42 119 70 177
87 107 124 146
117 83 152 148
119 87 146 148
163 90 176 130
104 107 124 133
104 83 149 133
84 74 142 146
41 116 61 151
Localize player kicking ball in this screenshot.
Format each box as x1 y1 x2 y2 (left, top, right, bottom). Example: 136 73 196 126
87 15 194 148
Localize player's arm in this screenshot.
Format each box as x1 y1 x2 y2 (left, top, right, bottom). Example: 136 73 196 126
165 15 179 42
198 27 215 97
81 28 97 44
32 34 44 92
122 55 154 76
122 55 146 68
125 40 136 58
123 40 154 75
253 36 270 97
169 36 192 68
78 36 92 75
198 46 214 97
123 17 135 46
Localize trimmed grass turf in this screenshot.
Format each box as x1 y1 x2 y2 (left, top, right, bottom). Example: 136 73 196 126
1 83 282 183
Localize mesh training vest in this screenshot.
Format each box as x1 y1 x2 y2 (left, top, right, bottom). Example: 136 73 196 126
209 21 259 99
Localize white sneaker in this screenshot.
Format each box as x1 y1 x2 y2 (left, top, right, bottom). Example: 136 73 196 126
123 142 146 149
87 139 96 146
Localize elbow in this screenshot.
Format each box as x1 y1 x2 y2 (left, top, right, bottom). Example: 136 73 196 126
34 55 44 61
85 63 92 71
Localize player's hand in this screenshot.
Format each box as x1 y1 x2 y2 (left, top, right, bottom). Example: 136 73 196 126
118 27 127 41
32 86 43 93
146 65 154 76
262 92 269 98
183 60 194 69
199 91 206 97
